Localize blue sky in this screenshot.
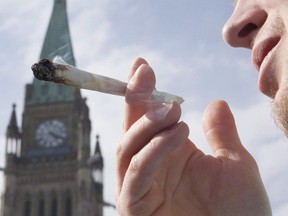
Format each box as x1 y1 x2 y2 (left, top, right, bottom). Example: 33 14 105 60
1 0 288 215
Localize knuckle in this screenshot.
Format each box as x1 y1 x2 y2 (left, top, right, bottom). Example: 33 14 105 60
116 136 124 158
129 154 140 173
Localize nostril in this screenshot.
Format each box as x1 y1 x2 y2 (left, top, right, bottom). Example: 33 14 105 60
238 23 258 38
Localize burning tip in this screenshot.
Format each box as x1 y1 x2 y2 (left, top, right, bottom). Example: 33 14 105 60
31 59 57 81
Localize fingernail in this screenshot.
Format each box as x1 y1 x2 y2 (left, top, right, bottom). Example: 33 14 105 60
146 103 173 121
129 64 150 89
167 121 183 133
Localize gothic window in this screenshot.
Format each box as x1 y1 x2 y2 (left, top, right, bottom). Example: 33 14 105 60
63 189 72 216
65 196 72 216
24 200 31 216
51 196 58 216
80 180 86 198
4 188 10 206
92 169 103 183
38 198 45 216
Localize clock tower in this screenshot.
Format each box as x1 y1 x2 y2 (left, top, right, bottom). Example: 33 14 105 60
1 0 104 216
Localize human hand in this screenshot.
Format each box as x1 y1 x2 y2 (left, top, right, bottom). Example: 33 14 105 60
116 57 272 216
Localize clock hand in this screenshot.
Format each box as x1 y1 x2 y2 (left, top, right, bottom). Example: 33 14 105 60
49 131 65 139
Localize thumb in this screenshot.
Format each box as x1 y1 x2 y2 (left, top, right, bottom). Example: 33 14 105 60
203 100 247 159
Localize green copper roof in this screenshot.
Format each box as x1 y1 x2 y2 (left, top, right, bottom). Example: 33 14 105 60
40 0 75 65
27 0 79 105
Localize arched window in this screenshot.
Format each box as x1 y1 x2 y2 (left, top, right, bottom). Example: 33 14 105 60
80 180 86 198
38 198 45 216
63 189 72 216
92 169 103 183
65 196 72 216
37 191 45 216
24 199 31 216
51 192 58 216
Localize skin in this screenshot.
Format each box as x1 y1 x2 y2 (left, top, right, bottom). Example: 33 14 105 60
116 0 288 215
223 0 288 133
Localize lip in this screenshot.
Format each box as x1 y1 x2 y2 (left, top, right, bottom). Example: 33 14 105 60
252 36 281 97
252 36 280 71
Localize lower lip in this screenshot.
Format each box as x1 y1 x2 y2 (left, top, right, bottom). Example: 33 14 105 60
258 45 278 96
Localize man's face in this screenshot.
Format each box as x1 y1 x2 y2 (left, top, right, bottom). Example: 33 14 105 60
222 0 288 134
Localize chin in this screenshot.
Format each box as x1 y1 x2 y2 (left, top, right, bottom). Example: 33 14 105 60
272 88 288 136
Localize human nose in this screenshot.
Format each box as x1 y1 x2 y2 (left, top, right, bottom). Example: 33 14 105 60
222 3 267 49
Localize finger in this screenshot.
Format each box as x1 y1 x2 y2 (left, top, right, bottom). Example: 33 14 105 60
128 57 148 80
117 122 189 215
202 100 247 159
124 58 156 131
117 102 182 197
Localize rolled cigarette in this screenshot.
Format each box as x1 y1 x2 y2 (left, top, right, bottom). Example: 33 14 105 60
31 56 184 104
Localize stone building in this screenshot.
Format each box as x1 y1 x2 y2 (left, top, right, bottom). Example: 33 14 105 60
1 0 104 215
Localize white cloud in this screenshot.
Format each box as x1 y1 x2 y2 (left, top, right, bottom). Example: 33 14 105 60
275 203 288 216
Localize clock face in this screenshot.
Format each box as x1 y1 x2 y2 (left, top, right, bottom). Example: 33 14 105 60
35 120 67 147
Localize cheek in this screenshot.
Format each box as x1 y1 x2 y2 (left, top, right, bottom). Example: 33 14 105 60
278 61 288 94
273 42 288 95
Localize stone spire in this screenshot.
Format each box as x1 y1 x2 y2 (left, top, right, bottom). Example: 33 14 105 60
88 135 104 184
6 104 20 140
6 104 21 155
94 135 103 160
88 135 104 168
26 0 81 105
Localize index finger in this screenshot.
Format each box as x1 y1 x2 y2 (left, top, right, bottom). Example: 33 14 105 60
124 57 156 131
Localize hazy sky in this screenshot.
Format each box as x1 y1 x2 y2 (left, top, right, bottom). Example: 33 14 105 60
1 0 288 215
